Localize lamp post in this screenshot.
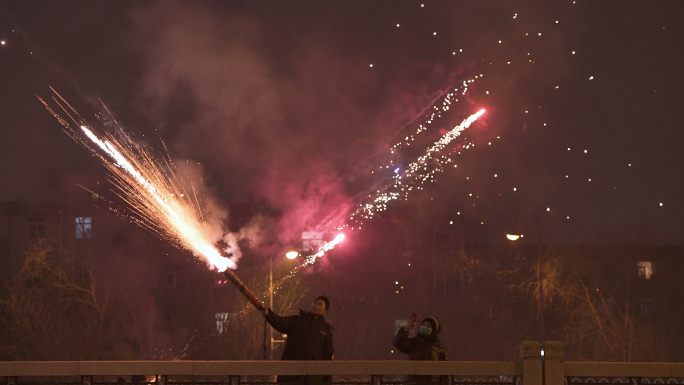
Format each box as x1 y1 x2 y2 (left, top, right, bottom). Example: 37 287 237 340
267 250 300 360
506 203 544 385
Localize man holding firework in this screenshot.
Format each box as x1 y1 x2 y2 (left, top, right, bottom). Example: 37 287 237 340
262 296 334 385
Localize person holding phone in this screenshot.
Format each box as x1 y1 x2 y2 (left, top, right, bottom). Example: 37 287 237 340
393 315 448 384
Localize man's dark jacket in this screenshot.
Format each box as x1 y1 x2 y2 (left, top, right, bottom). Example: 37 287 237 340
265 308 334 361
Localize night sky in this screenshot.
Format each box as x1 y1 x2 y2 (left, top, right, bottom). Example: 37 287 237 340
1 0 683 246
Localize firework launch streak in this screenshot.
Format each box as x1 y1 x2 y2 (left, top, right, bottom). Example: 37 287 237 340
39 91 266 312
222 270 266 312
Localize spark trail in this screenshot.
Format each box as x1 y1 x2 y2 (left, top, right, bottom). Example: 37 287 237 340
346 108 486 229
38 91 236 272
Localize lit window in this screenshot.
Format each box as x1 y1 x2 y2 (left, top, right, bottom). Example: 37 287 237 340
75 217 92 239
302 231 324 252
637 261 653 279
215 312 238 334
394 319 410 333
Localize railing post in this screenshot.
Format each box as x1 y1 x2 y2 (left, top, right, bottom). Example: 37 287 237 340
544 341 563 385
520 340 542 385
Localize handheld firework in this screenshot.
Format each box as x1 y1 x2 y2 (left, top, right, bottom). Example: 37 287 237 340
222 269 266 312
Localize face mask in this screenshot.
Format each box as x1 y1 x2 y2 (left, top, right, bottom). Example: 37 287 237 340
419 326 432 336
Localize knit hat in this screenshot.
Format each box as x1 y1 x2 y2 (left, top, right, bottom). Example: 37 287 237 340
421 317 440 335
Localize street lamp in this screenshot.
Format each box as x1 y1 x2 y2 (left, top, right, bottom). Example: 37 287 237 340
506 203 544 385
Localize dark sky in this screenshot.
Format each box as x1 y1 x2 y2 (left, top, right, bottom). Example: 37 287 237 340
1 0 683 246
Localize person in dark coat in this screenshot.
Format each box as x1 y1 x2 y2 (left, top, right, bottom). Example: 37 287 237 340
262 296 334 385
393 316 448 384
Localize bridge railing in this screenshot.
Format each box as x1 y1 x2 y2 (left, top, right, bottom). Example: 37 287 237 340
2 341 683 385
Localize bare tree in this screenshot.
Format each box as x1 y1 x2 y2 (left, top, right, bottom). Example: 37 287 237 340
0 239 110 360
543 249 655 361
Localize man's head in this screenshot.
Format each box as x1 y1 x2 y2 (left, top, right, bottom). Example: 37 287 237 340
311 296 330 316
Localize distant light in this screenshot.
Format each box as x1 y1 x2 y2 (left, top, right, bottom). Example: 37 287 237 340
1 41 5 45
660 203 663 206
507 234 521 241
286 251 299 260
421 3 424 7
397 24 400 27
395 281 399 284
547 207 550 211
589 76 594 80
584 150 588 153
433 32 437 35
370 64 373 67
572 51 576 54
450 221 453 225
513 188 517 191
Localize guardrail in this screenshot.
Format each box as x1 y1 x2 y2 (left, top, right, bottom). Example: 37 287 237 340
1 341 683 385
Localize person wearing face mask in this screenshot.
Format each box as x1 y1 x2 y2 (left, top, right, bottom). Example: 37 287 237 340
262 296 334 385
393 316 448 384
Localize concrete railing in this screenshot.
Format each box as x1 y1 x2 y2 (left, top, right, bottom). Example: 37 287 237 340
0 360 519 377
1 341 683 385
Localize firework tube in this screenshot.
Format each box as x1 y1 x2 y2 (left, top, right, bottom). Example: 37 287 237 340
222 270 266 312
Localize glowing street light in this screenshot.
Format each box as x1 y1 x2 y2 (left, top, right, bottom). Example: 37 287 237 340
285 250 299 259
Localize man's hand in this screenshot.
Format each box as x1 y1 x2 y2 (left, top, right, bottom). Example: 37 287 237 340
261 308 269 316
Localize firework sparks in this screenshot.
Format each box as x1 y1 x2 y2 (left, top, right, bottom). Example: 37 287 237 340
38 92 236 272
79 125 236 271
304 233 345 265
346 108 486 228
